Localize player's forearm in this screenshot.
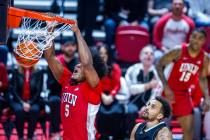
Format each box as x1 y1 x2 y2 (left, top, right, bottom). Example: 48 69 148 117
44 45 63 81
199 77 210 100
156 63 167 87
75 29 93 67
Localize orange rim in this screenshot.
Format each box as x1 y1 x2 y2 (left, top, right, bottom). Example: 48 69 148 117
8 7 75 28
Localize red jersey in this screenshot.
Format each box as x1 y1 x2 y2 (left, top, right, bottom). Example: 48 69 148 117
58 68 102 140
100 63 121 96
168 44 204 92
166 44 204 116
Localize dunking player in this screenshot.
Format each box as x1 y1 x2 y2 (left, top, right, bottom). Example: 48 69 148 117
44 23 107 140
156 28 210 140
130 96 172 140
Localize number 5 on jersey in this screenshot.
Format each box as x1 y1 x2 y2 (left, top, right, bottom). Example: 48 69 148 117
65 104 70 117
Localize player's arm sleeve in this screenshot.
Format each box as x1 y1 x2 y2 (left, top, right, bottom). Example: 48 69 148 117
110 64 121 97
153 13 170 49
83 82 102 105
156 127 172 140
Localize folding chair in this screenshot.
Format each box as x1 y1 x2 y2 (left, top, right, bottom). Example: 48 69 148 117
115 25 150 63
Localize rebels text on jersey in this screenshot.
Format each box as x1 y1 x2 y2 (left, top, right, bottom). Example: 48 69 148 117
168 43 204 92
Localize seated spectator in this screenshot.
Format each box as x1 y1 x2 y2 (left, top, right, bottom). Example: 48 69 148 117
77 0 99 46
104 0 149 58
99 45 121 105
147 0 171 29
47 39 79 139
8 65 44 140
153 0 195 59
186 0 210 27
104 0 129 56
125 45 162 135
96 45 122 139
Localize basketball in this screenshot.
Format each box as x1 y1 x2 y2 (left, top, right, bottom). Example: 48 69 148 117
14 41 40 67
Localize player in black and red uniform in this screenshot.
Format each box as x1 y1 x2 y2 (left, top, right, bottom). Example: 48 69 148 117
156 28 210 140
44 23 107 140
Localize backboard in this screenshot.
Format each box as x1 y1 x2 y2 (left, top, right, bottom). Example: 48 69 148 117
0 0 12 45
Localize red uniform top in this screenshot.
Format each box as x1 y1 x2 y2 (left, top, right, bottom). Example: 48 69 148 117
57 54 68 67
100 63 121 97
168 44 204 92
167 44 204 116
58 68 102 140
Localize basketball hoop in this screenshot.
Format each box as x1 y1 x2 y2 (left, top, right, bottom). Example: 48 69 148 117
8 7 75 61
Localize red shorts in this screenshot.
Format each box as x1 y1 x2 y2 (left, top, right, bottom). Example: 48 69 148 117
172 92 193 117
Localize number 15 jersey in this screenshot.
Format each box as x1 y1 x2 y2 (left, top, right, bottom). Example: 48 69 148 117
168 43 204 92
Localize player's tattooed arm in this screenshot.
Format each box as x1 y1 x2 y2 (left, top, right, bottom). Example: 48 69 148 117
130 123 141 140
156 47 181 86
199 53 210 112
156 127 172 140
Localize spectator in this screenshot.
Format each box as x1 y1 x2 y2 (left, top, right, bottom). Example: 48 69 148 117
186 0 210 27
104 0 149 57
77 0 99 46
147 0 171 28
153 0 195 59
104 0 129 56
47 39 79 139
8 65 44 140
125 45 162 110
125 45 163 135
99 45 121 105
96 45 122 139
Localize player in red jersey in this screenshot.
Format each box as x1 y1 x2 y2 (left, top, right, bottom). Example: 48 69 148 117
156 28 210 140
44 23 107 140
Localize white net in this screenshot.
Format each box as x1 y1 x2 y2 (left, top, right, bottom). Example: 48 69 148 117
14 17 72 60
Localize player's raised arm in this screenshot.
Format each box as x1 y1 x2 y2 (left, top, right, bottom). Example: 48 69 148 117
44 23 64 82
71 22 99 88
